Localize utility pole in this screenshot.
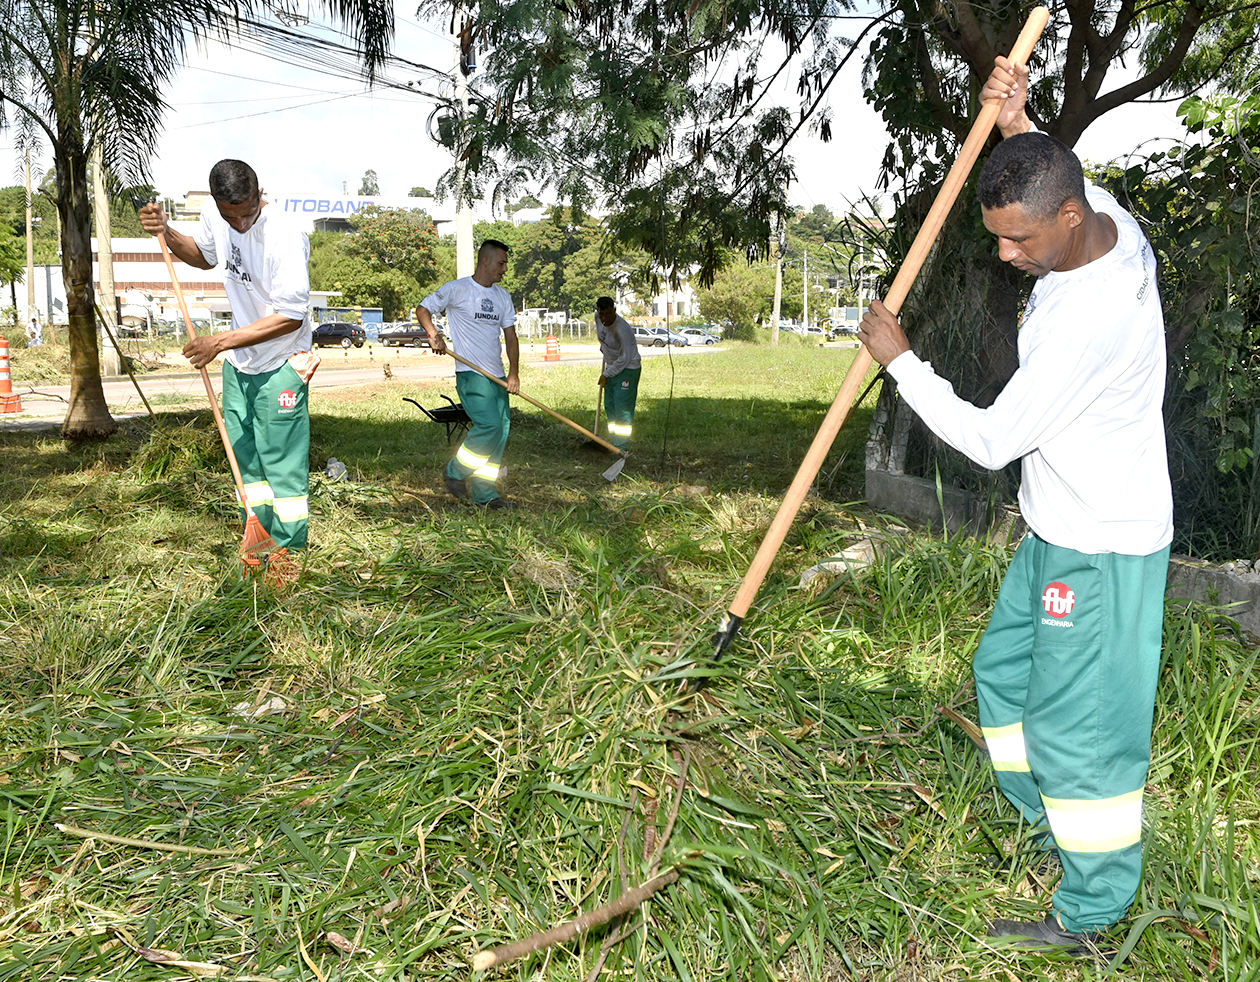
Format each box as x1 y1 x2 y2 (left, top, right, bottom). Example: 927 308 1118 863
802 249 809 331
454 13 475 277
92 147 120 376
24 149 35 331
769 216 782 345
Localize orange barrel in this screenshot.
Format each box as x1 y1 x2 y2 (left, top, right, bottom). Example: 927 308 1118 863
545 334 560 362
0 337 22 413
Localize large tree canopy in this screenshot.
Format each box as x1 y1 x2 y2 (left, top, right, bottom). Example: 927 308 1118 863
416 0 866 287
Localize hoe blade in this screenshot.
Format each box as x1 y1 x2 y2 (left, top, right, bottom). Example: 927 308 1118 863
602 455 627 482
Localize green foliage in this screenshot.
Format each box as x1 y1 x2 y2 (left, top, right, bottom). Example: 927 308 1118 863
0 224 23 285
408 186 432 197
358 168 380 196
310 232 425 320
343 205 440 285
696 253 803 335
0 185 58 264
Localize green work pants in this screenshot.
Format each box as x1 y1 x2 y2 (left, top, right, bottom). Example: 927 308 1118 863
603 367 640 450
447 371 510 504
222 361 310 550
976 532 1169 932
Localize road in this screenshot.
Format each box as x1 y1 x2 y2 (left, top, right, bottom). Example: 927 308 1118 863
1 344 725 430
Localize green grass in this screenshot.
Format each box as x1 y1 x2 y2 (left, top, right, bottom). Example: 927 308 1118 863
0 343 1256 980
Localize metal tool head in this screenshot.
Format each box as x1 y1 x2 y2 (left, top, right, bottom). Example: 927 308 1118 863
602 454 627 482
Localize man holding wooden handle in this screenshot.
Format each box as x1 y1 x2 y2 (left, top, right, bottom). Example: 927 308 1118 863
861 58 1172 954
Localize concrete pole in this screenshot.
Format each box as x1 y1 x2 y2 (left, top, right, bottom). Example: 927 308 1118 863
802 249 809 331
24 149 35 329
92 146 121 376
769 226 782 345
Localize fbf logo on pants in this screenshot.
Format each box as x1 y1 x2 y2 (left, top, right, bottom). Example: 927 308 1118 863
1041 581 1076 629
278 389 298 414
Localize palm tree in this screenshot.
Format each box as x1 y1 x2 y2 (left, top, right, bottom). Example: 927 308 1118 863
0 0 393 439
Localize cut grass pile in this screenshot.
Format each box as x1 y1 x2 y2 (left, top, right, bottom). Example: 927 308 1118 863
0 344 1257 980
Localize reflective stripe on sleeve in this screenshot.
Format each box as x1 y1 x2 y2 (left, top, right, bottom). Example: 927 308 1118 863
1041 789 1143 853
982 721 1030 773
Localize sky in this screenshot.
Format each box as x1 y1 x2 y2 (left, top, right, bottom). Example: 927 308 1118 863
0 2 1191 224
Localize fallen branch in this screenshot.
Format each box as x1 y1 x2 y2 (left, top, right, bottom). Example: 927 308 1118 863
55 823 241 857
471 868 680 972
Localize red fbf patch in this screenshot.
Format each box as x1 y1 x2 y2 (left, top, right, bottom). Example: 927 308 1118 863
278 389 298 412
1042 581 1076 618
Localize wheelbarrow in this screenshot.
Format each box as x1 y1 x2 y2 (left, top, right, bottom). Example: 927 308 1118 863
403 394 472 445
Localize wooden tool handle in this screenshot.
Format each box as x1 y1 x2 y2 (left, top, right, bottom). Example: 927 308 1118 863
446 349 625 457
156 230 256 515
723 7 1050 625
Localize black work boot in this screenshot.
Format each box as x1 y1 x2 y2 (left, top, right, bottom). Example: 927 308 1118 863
445 475 470 500
988 914 1107 957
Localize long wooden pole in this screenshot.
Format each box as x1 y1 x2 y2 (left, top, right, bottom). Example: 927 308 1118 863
446 348 626 458
708 7 1051 666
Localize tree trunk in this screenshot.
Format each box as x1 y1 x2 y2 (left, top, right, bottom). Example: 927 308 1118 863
57 144 116 440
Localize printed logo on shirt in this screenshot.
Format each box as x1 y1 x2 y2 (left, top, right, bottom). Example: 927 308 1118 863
225 243 252 285
277 389 298 414
1136 241 1153 302
1041 581 1075 628
1021 291 1038 327
480 297 494 313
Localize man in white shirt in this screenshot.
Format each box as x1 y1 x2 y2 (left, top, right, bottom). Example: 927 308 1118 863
594 296 641 449
417 240 520 509
860 59 1172 953
140 160 315 552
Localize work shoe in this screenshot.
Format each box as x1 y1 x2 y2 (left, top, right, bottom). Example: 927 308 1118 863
445 475 470 500
483 498 517 511
988 914 1106 957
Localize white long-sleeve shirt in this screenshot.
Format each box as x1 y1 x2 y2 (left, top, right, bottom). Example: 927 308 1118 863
887 183 1172 556
597 315 641 377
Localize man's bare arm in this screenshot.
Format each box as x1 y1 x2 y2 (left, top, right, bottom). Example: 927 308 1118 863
138 203 213 270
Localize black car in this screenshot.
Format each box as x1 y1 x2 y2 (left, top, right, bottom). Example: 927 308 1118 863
313 321 366 348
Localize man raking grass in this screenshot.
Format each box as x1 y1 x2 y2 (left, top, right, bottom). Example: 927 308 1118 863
140 160 317 575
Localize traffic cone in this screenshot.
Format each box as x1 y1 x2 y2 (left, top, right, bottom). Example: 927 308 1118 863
545 334 561 362
0 337 22 413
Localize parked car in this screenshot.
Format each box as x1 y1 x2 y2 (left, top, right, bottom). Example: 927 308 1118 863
678 327 719 345
313 321 366 348
632 325 666 347
379 323 433 348
645 325 688 347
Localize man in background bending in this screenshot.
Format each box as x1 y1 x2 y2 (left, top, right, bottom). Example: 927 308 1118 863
594 296 641 450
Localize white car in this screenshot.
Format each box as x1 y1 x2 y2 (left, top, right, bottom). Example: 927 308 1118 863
679 328 719 345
